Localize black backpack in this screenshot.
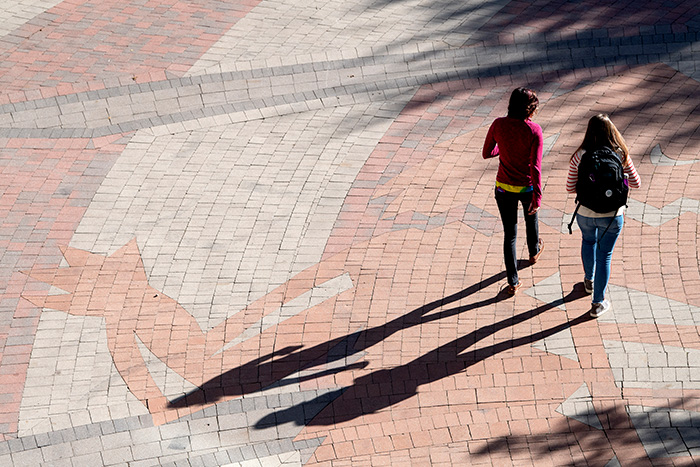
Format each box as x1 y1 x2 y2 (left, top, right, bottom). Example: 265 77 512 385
575 146 628 213
567 146 629 235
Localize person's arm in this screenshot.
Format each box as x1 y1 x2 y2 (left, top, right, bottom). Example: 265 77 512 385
528 127 544 214
482 122 499 159
624 158 641 189
566 151 581 194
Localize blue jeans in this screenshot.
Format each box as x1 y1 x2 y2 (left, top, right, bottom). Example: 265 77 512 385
495 188 539 286
576 214 624 303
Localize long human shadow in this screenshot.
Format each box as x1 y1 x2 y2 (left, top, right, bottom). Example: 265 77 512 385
168 268 516 409
255 286 590 428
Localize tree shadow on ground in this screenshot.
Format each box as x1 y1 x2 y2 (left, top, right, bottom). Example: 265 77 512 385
468 396 695 465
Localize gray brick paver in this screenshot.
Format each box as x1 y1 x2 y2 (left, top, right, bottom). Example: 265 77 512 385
130 441 163 462
70 452 104 467
10 448 43 466
101 446 133 466
101 431 133 451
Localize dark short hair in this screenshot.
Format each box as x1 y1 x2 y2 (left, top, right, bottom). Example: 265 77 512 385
507 88 539 120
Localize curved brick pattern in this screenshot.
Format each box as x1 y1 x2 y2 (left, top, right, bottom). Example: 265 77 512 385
184 0 511 76
0 0 64 39
0 24 699 138
0 0 261 98
1 0 700 465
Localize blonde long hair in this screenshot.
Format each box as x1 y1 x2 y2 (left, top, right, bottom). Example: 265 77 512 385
575 114 630 165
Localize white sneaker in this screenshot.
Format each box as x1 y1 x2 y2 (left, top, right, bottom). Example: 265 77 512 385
584 278 593 294
590 300 610 318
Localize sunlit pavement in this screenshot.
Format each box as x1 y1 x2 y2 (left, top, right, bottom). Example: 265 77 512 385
1 0 700 465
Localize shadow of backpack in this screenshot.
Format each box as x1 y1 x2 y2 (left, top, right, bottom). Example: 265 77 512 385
567 146 629 234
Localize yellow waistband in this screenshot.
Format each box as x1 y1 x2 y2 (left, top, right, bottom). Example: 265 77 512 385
496 181 533 193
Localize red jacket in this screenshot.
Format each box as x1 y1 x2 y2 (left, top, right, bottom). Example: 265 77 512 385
482 116 544 208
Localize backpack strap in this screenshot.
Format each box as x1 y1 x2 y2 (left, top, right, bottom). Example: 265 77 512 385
567 202 581 234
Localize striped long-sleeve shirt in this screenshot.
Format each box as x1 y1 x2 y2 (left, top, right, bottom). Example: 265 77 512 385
566 148 641 217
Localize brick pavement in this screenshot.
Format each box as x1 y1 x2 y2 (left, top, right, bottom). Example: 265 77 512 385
1 0 700 465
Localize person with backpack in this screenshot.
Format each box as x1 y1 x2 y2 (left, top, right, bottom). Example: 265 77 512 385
483 87 544 295
566 114 641 318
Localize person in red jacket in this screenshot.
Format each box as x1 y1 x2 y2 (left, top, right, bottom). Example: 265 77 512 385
482 87 544 295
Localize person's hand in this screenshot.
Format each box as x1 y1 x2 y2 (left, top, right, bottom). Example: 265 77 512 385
528 203 540 216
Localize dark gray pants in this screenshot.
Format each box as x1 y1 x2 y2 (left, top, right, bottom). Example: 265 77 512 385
495 188 539 286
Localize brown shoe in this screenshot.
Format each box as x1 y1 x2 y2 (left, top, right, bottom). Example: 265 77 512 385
529 239 544 265
507 281 522 295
